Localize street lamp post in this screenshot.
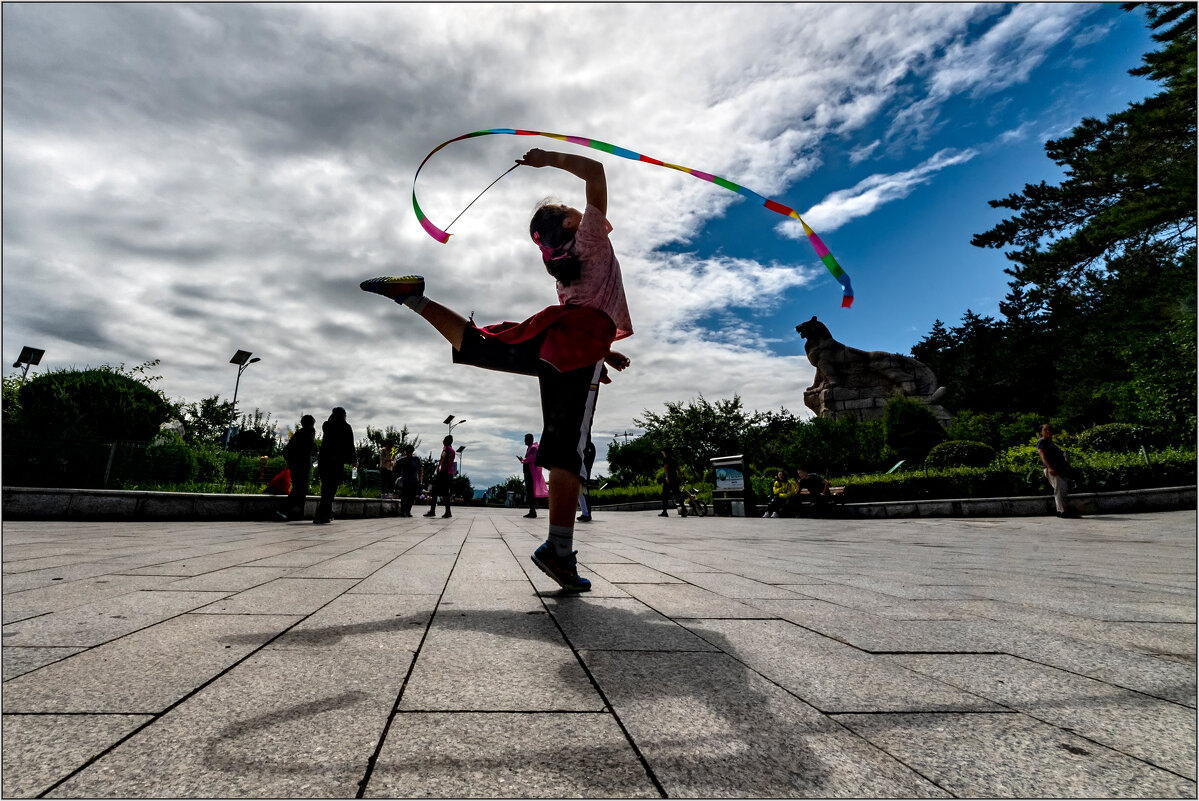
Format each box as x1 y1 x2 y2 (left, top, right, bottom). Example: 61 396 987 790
226 349 261 450
12 346 45 380
456 445 466 476
444 414 467 436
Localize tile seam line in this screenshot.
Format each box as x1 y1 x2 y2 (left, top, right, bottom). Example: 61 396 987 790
355 529 465 799
677 620 970 796
28 528 444 797
505 531 670 799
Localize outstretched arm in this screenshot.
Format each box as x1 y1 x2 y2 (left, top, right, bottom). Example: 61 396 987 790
516 148 606 215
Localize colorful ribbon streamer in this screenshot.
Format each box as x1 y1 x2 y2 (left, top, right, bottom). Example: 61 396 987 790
412 128 853 307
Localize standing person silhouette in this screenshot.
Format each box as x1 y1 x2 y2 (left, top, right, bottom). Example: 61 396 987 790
361 147 632 591
396 443 423 518
659 449 688 518
518 433 546 518
424 435 457 518
276 414 317 521
314 408 356 525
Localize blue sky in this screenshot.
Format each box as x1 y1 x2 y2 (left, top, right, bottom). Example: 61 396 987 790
2 4 1160 489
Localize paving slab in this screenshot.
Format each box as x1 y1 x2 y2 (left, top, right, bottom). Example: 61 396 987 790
1 508 1194 798
1 574 179 623
192 577 357 615
582 649 950 797
2 714 152 798
265 593 437 653
893 653 1197 778
1 645 88 681
544 596 720 652
2 613 299 713
365 712 657 798
48 649 409 798
158 566 295 592
683 618 1005 714
398 609 603 711
1 589 231 647
347 553 454 594
834 712 1196 797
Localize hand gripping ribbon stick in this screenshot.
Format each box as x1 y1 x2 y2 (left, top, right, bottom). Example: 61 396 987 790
412 128 854 308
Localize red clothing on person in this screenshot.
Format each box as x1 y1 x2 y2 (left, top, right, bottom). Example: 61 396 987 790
477 305 616 380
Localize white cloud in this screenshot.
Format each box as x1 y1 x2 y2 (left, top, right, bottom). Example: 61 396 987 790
886 4 1096 145
849 140 881 165
0 3 1112 488
786 148 979 234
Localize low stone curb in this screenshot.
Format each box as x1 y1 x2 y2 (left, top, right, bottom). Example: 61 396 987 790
839 485 1196 519
2 485 1192 521
0 488 397 522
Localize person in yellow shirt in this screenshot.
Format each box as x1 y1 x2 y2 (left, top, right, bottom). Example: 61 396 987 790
762 470 798 518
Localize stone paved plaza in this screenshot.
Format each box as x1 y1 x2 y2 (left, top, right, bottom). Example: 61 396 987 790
2 508 1195 798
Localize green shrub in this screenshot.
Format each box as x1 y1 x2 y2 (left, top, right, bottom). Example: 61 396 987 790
883 395 946 463
838 467 1026 503
996 412 1046 449
1077 423 1144 453
146 432 198 484
591 484 663 505
925 440 997 469
16 367 172 442
193 443 227 483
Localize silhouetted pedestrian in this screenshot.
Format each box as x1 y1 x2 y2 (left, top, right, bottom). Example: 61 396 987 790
276 414 317 521
396 444 423 517
424 435 456 518
314 407 356 525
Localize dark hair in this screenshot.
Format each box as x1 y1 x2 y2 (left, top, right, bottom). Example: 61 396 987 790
530 203 582 286
300 414 315 428
443 435 453 446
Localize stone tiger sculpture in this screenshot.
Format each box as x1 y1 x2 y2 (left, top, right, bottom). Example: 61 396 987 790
796 316 949 425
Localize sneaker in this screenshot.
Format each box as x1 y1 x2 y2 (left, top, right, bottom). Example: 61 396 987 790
442 511 452 518
360 275 425 304
659 511 669 517
312 517 331 525
577 514 592 523
531 542 591 592
423 511 436 517
524 511 537 518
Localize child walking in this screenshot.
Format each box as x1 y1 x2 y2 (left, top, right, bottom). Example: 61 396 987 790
361 147 632 592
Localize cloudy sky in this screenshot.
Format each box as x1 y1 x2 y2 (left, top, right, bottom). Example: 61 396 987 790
2 3 1157 489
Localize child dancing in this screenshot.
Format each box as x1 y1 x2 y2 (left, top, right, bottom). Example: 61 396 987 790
361 147 632 592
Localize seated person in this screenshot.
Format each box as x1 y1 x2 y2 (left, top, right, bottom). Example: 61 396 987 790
795 467 831 505
763 470 798 518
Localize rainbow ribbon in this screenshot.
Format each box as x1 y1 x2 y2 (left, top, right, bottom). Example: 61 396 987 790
412 128 853 307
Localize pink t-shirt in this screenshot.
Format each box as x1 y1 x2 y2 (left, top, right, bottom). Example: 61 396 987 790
557 204 632 341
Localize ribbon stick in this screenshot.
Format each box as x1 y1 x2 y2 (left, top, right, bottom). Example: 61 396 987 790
412 128 853 307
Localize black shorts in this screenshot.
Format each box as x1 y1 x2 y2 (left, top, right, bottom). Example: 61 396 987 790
454 326 603 478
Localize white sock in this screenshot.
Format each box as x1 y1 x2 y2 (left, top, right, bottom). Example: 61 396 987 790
548 524 573 557
402 295 429 314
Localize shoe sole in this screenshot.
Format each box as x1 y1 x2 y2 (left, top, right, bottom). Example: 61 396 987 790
360 275 424 301
530 553 591 592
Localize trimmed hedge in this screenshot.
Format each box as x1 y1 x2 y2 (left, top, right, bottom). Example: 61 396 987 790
925 440 997 469
838 448 1195 503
